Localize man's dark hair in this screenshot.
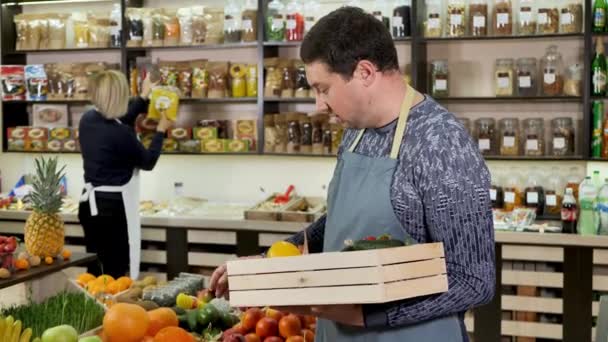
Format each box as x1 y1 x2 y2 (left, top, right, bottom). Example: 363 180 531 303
300 6 399 80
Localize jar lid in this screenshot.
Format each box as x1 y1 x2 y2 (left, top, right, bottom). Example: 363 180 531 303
516 57 537 65
552 117 573 125
524 118 544 126
496 58 515 65
500 118 519 127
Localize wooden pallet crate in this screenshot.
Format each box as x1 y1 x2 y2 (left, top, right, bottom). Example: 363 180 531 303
227 242 448 307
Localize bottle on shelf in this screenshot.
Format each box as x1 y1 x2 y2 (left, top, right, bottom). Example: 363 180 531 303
561 187 577 234
593 0 608 32
593 101 604 158
565 166 582 201
592 38 607 96
266 0 286 42
524 172 545 215
490 170 504 209
594 170 603 189
545 173 563 216
110 3 122 48
599 178 608 235
503 169 523 212
285 0 304 41
578 176 599 236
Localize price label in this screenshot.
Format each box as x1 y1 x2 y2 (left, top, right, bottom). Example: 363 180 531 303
498 77 510 89
527 192 539 204
287 19 297 29
392 16 403 28
519 76 532 88
538 12 548 25
497 13 510 25
479 139 491 151
428 18 441 29
503 136 515 147
474 16 486 28
450 14 463 26
242 19 253 31
561 13 573 25
273 18 284 30
554 137 566 149
520 11 533 23
546 194 557 206
505 192 516 203
544 73 556 85
526 139 539 151
435 79 448 91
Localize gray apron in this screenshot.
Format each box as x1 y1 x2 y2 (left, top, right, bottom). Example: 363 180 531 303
316 85 464 342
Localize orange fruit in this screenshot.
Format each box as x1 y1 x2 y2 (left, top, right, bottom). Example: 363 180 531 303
106 281 121 295
77 273 96 287
256 318 278 339
266 309 284 322
97 274 115 285
103 303 150 342
263 337 284 342
62 249 72 260
242 308 264 332
14 259 29 271
146 308 179 337
301 329 314 342
266 241 301 258
153 327 194 342
44 256 53 264
140 337 155 342
279 315 302 338
245 333 262 342
286 337 304 342
117 276 133 289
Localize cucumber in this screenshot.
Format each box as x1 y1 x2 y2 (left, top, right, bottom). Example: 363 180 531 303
342 239 405 252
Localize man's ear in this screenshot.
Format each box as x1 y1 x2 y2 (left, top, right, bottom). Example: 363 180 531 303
354 60 377 86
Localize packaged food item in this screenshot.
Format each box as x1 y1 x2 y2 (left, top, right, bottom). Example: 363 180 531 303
72 63 89 100
168 127 191 140
300 114 313 154
204 7 225 44
264 115 278 153
523 118 545 156
225 0 242 43
266 0 285 41
177 7 193 46
148 87 180 121
33 104 68 128
179 140 201 153
38 16 51 50
71 12 89 48
264 58 282 97
53 63 76 99
274 114 288 153
564 64 583 97
126 8 144 47
191 6 206 45
516 58 537 97
22 15 42 50
162 138 179 153
246 64 257 97
541 45 564 96
226 139 250 152
475 118 497 155
8 127 28 139
431 60 449 98
142 8 154 47
8 137 25 151
517 0 536 35
89 14 111 48
392 5 411 38
62 139 79 152
524 173 545 215
236 119 257 150
202 139 227 153
230 63 247 98
193 127 218 140
26 139 46 152
1 65 26 101
25 64 48 101
280 59 295 98
28 127 48 141
151 9 166 47
447 0 466 37
199 119 229 138
159 61 179 87
46 139 63 152
14 14 29 51
551 117 574 156
164 10 180 46
208 61 229 98
312 114 328 154
330 123 343 155
286 113 301 153
493 0 513 36
560 0 583 33
469 0 488 37
242 8 258 42
177 62 193 98
537 3 560 34
285 0 304 41
424 0 442 37
110 3 122 47
294 60 310 98
191 60 209 98
499 118 519 156
495 58 515 97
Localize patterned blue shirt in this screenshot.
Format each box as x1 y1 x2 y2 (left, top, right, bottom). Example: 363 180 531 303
287 95 495 331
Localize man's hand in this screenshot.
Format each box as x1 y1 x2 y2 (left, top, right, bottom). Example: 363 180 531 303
209 255 263 298
273 305 364 327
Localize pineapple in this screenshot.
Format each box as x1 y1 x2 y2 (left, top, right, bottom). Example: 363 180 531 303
24 157 66 257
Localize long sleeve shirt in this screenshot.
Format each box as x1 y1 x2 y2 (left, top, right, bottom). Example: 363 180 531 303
286 95 495 333
79 97 164 190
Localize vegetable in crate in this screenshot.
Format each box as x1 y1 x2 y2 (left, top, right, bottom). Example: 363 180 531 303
341 234 414 251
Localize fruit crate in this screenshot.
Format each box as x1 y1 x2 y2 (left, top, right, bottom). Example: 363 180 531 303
280 197 326 223
244 194 301 221
226 242 448 307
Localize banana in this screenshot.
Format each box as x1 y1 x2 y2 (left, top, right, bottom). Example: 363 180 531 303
4 317 14 342
10 320 21 342
0 318 6 342
18 328 31 342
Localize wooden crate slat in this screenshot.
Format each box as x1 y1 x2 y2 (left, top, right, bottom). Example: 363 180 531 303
227 243 444 276
229 258 446 290
229 274 447 307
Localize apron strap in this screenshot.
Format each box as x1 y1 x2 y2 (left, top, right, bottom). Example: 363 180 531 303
348 83 417 158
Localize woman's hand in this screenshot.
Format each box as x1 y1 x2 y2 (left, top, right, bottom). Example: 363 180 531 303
156 112 173 133
140 76 158 100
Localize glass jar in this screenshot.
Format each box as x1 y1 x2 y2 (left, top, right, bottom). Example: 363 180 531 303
287 112 301 153
224 0 242 43
392 1 412 38
490 170 505 209
447 0 466 37
300 114 313 154
495 58 515 97
565 166 582 202
469 0 488 37
241 0 258 42
431 60 449 97
537 0 560 34
545 173 564 215
523 118 545 156
541 45 564 96
517 0 536 35
525 172 545 215
285 0 304 41
564 64 583 97
266 0 285 42
503 168 523 212
493 0 513 36
560 0 583 33
516 57 537 97
551 117 575 156
425 0 443 37
475 118 497 155
499 118 520 156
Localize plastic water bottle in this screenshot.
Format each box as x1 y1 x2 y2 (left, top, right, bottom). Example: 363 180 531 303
578 177 599 236
599 179 608 235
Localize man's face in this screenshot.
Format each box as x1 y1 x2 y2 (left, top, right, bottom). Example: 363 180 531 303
306 62 368 129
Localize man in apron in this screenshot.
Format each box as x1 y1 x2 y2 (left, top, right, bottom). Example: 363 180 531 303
210 7 495 341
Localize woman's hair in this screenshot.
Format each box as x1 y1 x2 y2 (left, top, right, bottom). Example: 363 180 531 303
88 70 129 119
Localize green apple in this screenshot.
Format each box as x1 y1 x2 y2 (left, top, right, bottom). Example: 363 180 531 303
41 325 78 342
78 337 102 342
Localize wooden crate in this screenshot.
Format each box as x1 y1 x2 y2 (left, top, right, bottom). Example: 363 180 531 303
244 194 300 221
280 197 326 223
227 242 448 307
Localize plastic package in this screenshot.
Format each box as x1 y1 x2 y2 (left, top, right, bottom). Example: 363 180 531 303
493 0 513 36
204 8 225 44
191 59 209 98
164 11 180 46
126 8 143 47
208 62 229 99
25 64 48 101
230 63 247 98
72 12 90 48
177 8 193 46
191 6 206 45
148 87 180 121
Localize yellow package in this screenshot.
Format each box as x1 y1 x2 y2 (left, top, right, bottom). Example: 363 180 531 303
148 87 180 121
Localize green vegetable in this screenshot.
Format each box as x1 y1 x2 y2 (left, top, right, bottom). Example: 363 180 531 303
0 291 104 340
186 309 199 331
342 239 405 251
196 310 212 328
201 304 220 325
219 311 239 330
171 306 186 316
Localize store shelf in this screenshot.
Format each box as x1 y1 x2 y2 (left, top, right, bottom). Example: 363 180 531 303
485 155 585 161
263 37 411 47
423 33 584 42
2 100 91 105
126 42 258 51
264 153 335 158
180 97 258 104
436 96 582 103
590 96 608 101
3 47 120 56
264 97 315 103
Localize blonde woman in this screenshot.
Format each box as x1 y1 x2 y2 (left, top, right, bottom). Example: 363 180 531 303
78 70 172 279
